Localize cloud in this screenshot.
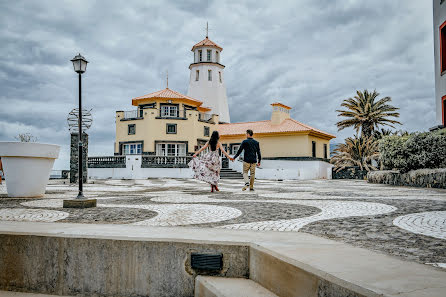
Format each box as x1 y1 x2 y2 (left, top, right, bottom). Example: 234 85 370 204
0 0 435 169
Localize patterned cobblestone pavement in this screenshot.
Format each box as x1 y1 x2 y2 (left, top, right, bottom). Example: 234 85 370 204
0 179 445 266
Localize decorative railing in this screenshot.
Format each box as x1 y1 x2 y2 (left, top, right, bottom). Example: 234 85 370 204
142 155 192 168
123 110 140 119
88 156 126 168
198 112 213 122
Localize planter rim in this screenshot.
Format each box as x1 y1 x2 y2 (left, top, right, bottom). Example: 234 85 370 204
0 142 60 159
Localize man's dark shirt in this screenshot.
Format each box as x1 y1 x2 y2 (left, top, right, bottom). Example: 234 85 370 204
234 138 261 164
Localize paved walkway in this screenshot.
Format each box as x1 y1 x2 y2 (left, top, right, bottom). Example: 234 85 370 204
0 179 445 267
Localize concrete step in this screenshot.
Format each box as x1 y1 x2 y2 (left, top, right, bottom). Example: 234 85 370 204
195 276 278 297
0 291 70 297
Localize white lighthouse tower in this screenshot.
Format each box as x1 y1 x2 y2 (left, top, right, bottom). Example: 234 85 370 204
187 30 230 123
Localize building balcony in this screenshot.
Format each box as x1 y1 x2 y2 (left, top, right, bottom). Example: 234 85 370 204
198 112 214 123
119 110 143 121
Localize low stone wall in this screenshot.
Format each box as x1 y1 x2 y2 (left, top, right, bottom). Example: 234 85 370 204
367 168 446 189
229 159 333 180
0 234 249 297
332 166 368 180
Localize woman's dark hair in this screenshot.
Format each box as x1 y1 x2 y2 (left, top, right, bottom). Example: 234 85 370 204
209 131 220 151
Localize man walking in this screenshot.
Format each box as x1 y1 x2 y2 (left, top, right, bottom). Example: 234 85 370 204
233 129 261 191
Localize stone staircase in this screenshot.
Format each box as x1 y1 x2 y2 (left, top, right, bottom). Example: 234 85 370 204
195 276 278 297
220 168 243 179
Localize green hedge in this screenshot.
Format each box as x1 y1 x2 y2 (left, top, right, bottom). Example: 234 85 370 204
379 129 446 173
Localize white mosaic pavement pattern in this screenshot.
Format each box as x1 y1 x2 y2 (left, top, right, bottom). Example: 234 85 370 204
0 208 69 222
2 179 445 238
220 200 396 231
102 203 242 226
393 211 446 240
150 195 397 231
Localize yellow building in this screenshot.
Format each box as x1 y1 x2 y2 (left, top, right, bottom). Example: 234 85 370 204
115 87 218 157
218 103 335 160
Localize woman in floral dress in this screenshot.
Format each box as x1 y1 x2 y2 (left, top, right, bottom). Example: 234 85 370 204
189 131 233 192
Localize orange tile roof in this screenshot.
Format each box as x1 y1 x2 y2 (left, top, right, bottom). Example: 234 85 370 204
271 102 292 110
132 88 203 106
191 37 223 51
218 118 335 139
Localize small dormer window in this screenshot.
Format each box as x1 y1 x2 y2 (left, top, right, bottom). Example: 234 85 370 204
208 70 212 81
198 50 202 62
196 70 199 81
207 50 211 61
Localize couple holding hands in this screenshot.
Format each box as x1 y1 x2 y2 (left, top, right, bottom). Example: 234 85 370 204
188 129 261 192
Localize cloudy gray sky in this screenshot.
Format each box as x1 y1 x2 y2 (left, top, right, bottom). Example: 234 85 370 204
0 0 435 169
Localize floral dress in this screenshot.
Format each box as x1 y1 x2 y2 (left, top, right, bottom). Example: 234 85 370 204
188 150 221 185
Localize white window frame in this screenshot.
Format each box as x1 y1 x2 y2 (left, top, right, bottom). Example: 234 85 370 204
161 105 178 117
198 50 202 62
156 143 186 156
123 143 142 155
207 49 211 61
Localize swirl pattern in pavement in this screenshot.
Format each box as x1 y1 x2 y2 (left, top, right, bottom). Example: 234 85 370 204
393 211 446 240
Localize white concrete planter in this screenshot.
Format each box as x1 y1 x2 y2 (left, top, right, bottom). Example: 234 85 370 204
0 142 60 197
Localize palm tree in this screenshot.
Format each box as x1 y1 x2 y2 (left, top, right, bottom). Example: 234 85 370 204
331 135 380 172
336 90 401 137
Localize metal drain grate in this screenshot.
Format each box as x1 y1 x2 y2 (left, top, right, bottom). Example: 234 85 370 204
191 253 223 270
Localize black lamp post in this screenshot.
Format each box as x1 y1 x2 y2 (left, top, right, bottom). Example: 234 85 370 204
71 53 88 198
63 54 96 208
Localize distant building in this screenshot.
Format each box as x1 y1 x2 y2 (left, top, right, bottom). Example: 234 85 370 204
219 103 335 160
115 88 218 156
90 31 335 180
187 36 230 123
433 0 446 129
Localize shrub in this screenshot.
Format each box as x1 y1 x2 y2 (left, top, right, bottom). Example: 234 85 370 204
379 129 446 173
379 135 409 170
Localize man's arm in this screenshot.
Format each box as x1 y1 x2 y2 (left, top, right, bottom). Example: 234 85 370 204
256 142 261 164
233 141 245 159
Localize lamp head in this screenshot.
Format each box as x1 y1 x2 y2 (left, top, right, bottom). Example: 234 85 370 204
71 53 88 74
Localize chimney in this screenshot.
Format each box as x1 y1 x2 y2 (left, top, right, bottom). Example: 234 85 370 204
271 102 291 125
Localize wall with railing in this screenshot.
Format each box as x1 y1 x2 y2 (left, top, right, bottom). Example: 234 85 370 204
141 156 192 168
87 155 193 179
88 156 126 168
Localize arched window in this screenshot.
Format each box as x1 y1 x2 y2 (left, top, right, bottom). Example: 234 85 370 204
208 70 212 81
196 70 199 81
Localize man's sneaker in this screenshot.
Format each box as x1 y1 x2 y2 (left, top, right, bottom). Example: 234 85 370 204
242 184 249 191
